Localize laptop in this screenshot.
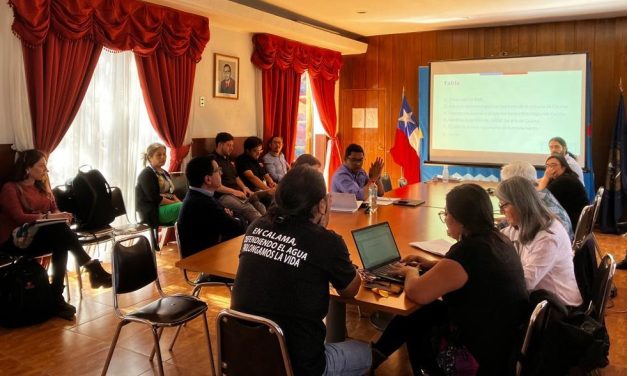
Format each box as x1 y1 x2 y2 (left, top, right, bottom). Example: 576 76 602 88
330 192 363 213
352 222 404 283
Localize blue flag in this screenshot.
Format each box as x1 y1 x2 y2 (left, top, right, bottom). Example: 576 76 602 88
600 93 626 233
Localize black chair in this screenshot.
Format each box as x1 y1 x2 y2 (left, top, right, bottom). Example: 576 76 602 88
572 203 595 252
591 186 604 228
109 186 152 242
573 234 599 307
516 300 550 376
101 235 215 376
586 253 616 322
170 172 189 201
216 308 293 376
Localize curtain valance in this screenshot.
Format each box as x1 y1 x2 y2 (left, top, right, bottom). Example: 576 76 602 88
10 0 209 62
251 33 342 81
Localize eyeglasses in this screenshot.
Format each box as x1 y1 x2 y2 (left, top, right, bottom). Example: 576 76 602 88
438 210 448 223
545 163 559 168
498 202 511 211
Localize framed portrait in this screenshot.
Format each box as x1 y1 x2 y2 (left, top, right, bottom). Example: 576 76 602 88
214 53 239 99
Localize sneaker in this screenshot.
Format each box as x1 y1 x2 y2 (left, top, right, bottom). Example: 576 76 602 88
55 299 76 321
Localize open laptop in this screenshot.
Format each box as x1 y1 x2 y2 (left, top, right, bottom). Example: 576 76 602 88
352 222 404 283
330 192 363 213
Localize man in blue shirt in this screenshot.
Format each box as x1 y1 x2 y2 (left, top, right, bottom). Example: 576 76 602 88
331 144 384 200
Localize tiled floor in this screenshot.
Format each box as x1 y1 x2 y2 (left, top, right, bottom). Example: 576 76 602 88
0 232 626 375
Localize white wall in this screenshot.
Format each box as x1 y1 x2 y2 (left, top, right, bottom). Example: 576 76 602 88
0 1 259 146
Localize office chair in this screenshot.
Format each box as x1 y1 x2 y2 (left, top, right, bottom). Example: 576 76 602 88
101 235 215 376
217 308 293 376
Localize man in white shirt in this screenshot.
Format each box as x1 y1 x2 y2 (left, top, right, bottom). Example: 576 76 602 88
261 135 290 182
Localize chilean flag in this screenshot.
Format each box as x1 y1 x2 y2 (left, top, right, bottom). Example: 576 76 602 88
390 95 422 183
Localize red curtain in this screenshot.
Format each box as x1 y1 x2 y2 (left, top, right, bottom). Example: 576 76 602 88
136 51 196 172
22 33 102 154
251 33 342 165
10 0 209 157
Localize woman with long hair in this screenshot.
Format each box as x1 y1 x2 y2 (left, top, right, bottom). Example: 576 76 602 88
372 184 528 375
496 176 582 307
135 143 182 228
0 150 112 320
538 153 589 229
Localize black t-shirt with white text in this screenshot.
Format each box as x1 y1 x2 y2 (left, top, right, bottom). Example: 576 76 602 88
231 216 357 376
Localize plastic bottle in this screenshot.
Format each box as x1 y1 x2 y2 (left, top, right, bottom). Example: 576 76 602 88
442 165 449 183
368 181 378 213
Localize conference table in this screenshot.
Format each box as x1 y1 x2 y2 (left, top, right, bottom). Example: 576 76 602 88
175 180 499 341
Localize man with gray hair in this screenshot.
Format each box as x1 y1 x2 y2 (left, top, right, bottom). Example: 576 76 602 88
501 161 574 240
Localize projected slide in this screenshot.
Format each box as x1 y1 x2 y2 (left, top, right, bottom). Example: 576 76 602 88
429 54 587 167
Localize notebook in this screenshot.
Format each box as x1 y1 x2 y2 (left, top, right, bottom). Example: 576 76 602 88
409 238 454 257
352 222 404 283
330 192 363 213
393 199 425 207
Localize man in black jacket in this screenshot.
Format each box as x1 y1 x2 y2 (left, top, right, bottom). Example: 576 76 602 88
177 156 245 263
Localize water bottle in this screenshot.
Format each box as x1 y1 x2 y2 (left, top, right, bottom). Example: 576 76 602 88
368 181 378 213
442 165 449 183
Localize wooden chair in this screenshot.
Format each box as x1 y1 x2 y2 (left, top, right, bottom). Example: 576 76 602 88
217 308 293 376
101 235 215 376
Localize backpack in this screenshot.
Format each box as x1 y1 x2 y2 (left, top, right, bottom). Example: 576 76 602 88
0 256 55 328
70 167 116 230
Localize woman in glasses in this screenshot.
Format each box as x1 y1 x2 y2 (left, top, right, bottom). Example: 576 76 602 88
371 183 528 375
496 176 582 308
538 153 588 229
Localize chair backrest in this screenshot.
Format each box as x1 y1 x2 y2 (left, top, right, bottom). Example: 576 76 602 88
591 186 604 227
170 172 189 200
110 186 127 218
111 235 160 306
572 204 595 251
572 234 599 305
590 253 616 322
381 174 393 192
217 309 293 376
517 300 549 376
173 222 193 286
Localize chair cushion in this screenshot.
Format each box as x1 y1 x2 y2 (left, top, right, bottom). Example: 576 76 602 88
127 295 207 324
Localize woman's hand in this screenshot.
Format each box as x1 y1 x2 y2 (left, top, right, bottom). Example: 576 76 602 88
388 262 419 278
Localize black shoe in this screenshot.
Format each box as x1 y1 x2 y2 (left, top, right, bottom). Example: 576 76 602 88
83 259 112 289
371 344 388 372
55 297 76 321
617 257 627 270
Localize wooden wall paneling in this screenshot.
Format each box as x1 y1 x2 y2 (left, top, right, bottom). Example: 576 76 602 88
468 28 486 58
483 27 502 57
618 19 627 97
591 19 617 186
451 30 470 59
435 30 454 61
517 24 538 55
365 36 380 89
501 26 520 57
536 23 557 54
555 22 576 53
377 36 394 171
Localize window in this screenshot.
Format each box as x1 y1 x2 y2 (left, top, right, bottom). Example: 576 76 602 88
294 72 327 168
48 51 161 217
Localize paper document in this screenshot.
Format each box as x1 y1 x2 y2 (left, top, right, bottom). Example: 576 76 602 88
330 192 362 213
410 238 455 257
376 197 399 206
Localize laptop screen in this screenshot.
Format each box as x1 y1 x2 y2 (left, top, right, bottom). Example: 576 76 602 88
352 222 401 270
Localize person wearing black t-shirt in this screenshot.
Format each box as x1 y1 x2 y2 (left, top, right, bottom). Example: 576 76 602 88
235 136 276 207
371 184 529 375
231 166 371 376
538 153 589 229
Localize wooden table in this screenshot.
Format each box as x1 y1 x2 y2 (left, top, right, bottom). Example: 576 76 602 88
176 180 498 341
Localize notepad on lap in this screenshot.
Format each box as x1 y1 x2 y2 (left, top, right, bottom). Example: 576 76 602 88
410 238 454 257
330 192 362 213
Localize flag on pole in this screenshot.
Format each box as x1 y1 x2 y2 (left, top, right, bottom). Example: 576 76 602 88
391 93 422 184
600 93 626 233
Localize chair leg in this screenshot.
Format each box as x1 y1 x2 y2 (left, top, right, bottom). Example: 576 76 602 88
149 327 164 361
150 327 165 376
101 321 126 376
201 313 216 376
75 259 83 298
169 325 183 351
64 272 71 302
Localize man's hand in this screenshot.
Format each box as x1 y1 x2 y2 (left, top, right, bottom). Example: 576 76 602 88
243 187 254 197
368 157 384 180
233 190 247 200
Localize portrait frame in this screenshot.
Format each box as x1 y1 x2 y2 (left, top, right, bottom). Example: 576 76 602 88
214 53 239 99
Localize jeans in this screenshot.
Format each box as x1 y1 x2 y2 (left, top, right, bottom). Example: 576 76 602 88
323 340 372 376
